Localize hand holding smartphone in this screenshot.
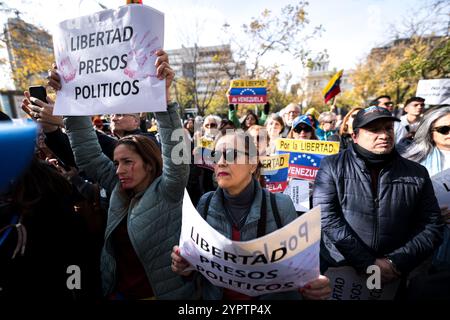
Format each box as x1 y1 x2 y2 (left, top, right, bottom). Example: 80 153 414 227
28 86 47 105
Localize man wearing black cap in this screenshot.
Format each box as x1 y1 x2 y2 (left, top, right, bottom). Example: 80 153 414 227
313 106 443 295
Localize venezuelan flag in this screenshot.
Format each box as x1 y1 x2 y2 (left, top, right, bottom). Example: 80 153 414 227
322 69 343 103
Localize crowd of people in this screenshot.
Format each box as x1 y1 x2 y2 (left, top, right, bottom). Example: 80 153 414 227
0 48 449 301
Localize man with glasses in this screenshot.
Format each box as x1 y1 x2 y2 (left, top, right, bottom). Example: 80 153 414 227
110 113 159 145
314 105 443 296
371 95 395 114
281 103 301 138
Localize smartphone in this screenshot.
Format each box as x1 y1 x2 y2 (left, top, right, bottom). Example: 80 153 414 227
29 86 47 105
56 157 72 171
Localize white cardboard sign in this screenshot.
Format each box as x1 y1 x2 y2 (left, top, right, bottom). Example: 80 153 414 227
53 4 166 115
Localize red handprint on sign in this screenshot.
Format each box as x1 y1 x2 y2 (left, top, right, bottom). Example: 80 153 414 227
124 31 160 80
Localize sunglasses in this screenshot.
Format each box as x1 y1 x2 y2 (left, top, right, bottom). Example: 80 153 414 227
433 125 450 135
205 123 217 128
209 149 249 163
293 125 312 133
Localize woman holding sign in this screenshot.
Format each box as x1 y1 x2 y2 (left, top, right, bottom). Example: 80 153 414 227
53 50 195 300
171 131 331 300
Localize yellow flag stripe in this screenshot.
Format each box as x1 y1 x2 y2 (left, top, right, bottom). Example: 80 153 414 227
322 70 343 96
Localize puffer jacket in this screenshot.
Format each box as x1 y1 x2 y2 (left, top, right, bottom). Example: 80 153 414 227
313 143 443 274
65 103 195 299
196 180 302 300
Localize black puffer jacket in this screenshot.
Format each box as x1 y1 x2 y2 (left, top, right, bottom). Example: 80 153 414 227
313 144 443 274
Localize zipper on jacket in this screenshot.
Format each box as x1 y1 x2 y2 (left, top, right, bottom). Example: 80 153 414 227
373 168 385 252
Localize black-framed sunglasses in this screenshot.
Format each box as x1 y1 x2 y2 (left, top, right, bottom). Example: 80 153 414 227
293 125 312 133
209 148 249 163
433 125 450 135
205 123 217 128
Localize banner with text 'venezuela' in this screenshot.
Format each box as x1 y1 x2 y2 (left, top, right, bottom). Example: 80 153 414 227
179 190 321 296
276 139 340 181
52 4 165 115
261 153 290 193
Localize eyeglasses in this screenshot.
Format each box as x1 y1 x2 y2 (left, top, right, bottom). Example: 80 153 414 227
383 102 394 107
205 123 217 128
112 114 137 119
293 125 312 133
433 125 450 135
323 120 336 124
210 149 249 163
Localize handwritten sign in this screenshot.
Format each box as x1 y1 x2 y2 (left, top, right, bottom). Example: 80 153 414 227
179 190 321 296
416 79 450 105
53 4 165 115
283 179 310 212
325 266 400 300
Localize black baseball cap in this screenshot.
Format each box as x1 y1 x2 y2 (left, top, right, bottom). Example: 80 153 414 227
353 106 400 130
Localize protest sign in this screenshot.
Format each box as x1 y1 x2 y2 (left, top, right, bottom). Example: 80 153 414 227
228 79 267 104
179 190 321 296
53 4 165 115
325 266 400 300
261 154 290 193
416 79 450 105
283 179 310 212
276 138 339 181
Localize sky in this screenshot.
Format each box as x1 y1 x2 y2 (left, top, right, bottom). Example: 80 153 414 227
0 0 432 88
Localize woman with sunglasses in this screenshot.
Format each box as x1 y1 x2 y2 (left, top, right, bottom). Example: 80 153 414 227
338 107 363 151
287 115 318 140
403 106 450 297
171 131 331 300
316 112 339 141
199 115 221 140
60 51 196 300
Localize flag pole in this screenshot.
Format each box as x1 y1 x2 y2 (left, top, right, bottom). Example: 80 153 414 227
331 95 338 112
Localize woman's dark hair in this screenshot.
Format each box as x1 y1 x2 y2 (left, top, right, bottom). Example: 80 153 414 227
218 119 236 135
8 157 73 216
241 111 259 131
183 118 194 128
265 113 285 134
116 135 163 185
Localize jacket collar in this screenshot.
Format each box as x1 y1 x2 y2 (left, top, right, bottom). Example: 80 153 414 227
348 142 399 172
209 179 264 226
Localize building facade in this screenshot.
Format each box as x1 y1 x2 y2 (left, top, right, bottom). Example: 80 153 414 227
300 60 354 110
167 44 245 110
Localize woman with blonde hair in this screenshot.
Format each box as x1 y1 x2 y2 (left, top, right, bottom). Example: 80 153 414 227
338 107 363 151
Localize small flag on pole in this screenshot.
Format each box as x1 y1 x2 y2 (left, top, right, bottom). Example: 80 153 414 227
322 69 343 103
127 0 142 4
